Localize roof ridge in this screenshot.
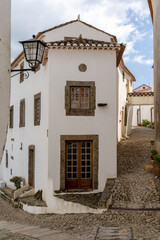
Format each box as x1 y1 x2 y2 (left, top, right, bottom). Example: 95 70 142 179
134 84 151 90
37 19 117 41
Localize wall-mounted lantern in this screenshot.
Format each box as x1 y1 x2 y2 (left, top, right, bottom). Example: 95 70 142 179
11 35 46 78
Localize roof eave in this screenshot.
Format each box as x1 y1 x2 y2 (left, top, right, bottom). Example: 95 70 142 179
148 0 153 23
116 45 126 68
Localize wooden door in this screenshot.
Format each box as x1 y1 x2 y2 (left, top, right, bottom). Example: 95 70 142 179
65 141 93 190
121 108 124 137
28 145 35 187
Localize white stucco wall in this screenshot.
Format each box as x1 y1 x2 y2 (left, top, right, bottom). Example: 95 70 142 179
0 0 11 163
48 48 117 196
43 21 113 42
0 60 49 191
117 66 133 141
132 105 154 126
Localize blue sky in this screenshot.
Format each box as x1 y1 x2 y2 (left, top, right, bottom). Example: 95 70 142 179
11 0 153 89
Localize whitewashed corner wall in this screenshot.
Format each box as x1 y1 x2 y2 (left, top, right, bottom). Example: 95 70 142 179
0 0 11 163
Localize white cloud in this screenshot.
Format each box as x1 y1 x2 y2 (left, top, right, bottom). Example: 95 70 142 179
11 0 151 60
133 55 153 65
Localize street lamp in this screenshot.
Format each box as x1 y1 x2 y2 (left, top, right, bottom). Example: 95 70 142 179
11 35 46 77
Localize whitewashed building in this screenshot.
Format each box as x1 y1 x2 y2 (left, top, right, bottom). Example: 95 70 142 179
132 84 154 126
117 59 135 141
0 18 135 213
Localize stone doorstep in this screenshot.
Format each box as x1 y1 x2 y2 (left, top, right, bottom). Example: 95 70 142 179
0 187 47 210
96 227 133 240
98 178 115 209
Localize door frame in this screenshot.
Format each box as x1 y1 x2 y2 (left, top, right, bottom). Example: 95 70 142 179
28 145 35 187
60 135 99 191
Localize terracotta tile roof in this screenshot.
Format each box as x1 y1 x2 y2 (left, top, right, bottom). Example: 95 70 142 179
128 92 154 97
11 19 118 68
47 38 124 49
37 19 117 42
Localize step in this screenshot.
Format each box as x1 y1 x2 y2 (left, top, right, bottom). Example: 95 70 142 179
96 226 133 240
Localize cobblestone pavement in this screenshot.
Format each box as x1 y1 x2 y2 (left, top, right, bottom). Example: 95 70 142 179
0 228 39 240
0 127 160 240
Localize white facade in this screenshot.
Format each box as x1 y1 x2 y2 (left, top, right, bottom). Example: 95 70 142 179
117 62 134 141
132 84 154 126
132 105 154 126
0 19 134 213
0 0 11 162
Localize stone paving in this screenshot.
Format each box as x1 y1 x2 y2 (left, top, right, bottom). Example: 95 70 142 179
112 127 160 209
95 226 133 240
0 127 160 240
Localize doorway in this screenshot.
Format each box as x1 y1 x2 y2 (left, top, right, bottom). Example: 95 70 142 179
28 145 35 187
65 140 93 189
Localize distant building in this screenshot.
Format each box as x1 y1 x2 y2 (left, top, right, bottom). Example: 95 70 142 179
132 84 154 126
133 84 152 93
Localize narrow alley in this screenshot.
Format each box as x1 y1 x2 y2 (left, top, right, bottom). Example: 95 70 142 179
0 127 159 240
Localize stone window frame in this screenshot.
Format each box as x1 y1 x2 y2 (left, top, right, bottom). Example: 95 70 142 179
60 135 99 191
9 106 14 129
19 99 25 127
34 92 41 126
20 62 24 83
65 81 96 116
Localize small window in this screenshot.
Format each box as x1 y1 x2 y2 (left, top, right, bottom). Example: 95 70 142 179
65 81 96 116
19 99 25 127
34 93 41 125
143 86 145 89
71 87 90 109
20 62 24 83
122 71 125 81
6 150 8 168
9 106 14 128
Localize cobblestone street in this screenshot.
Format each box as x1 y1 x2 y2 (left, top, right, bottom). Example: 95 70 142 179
0 127 160 239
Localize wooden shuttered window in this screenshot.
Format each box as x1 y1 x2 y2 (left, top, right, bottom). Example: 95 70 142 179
9 106 14 128
19 99 25 127
20 62 24 83
34 93 41 126
71 87 90 109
